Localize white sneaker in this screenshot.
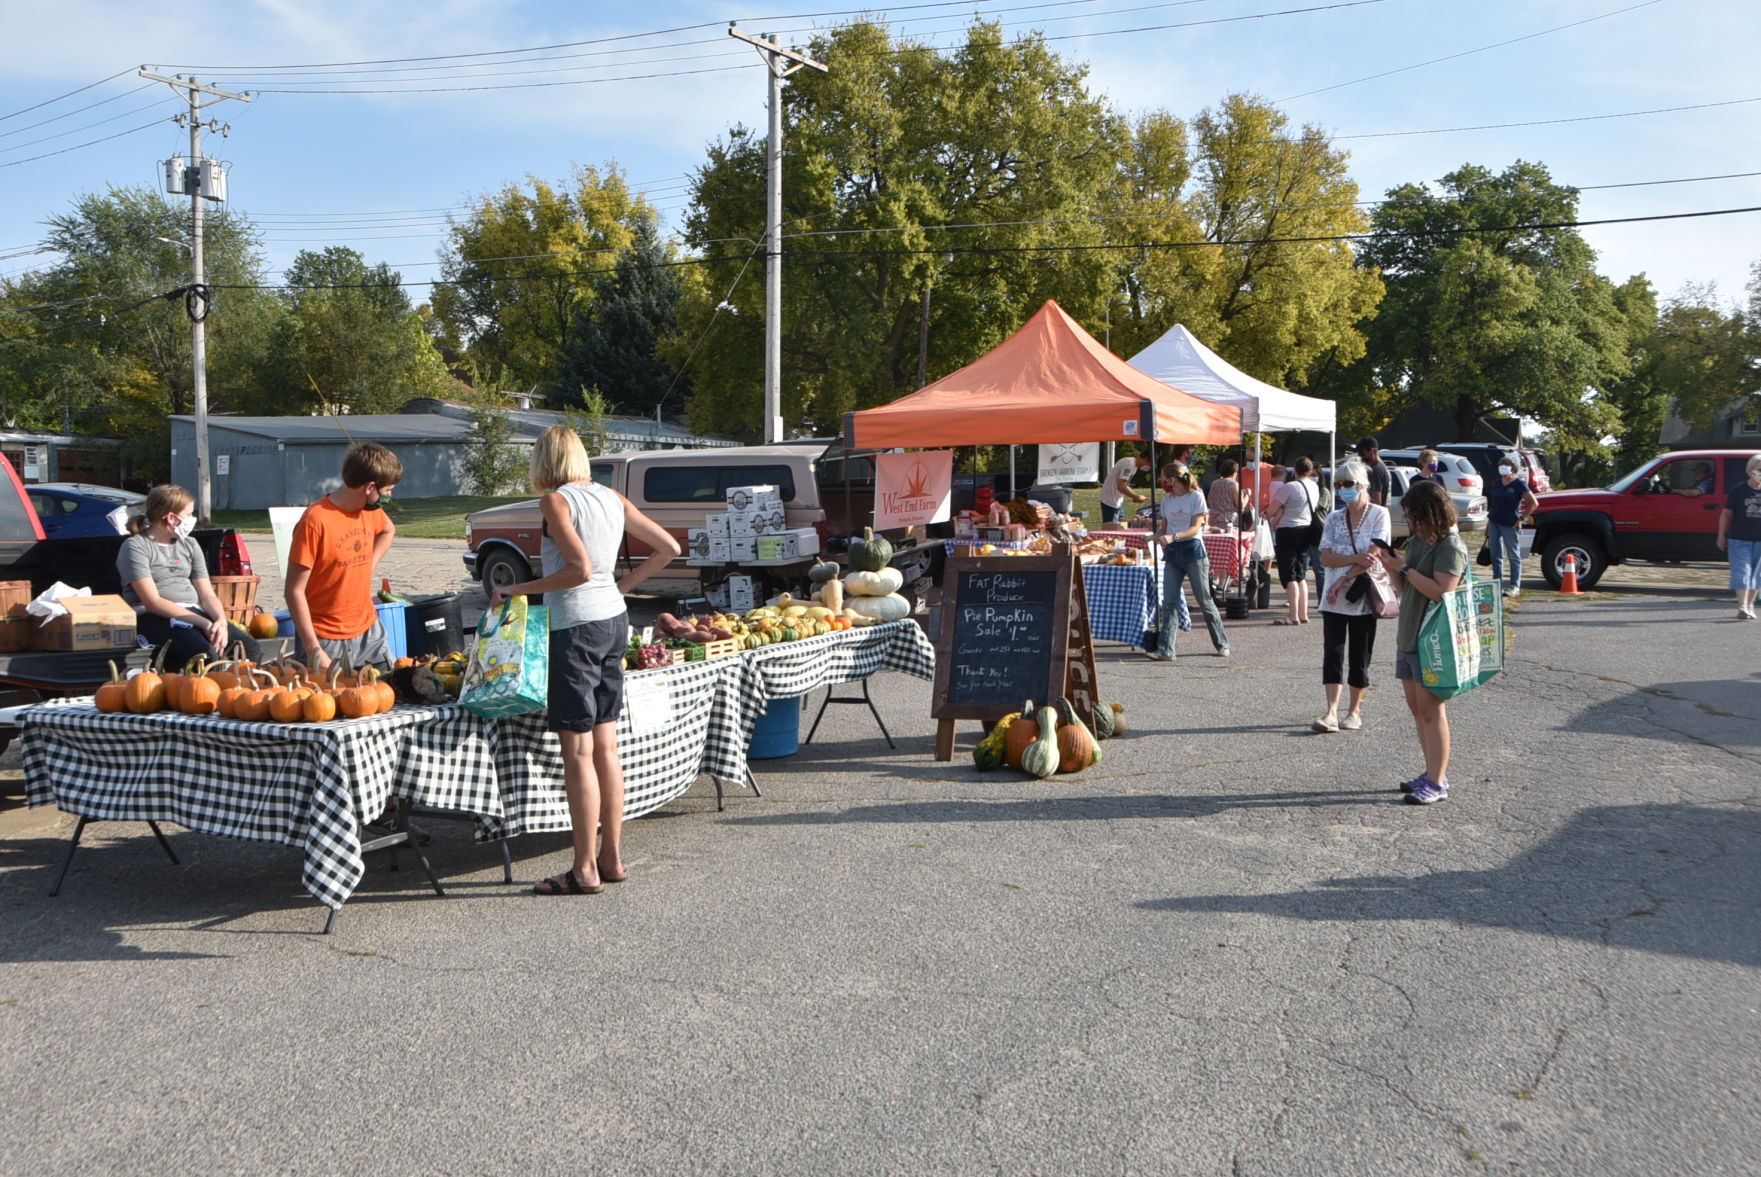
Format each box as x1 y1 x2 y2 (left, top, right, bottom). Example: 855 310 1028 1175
1507 586 1521 598
1339 713 1362 731
1311 714 1339 733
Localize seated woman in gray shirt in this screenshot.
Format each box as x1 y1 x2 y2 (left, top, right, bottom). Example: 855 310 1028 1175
117 485 261 671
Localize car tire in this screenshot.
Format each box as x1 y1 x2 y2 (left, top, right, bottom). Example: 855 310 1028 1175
478 548 531 598
1540 533 1607 590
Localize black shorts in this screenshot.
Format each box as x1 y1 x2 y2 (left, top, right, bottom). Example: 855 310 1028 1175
547 615 629 732
1274 527 1312 586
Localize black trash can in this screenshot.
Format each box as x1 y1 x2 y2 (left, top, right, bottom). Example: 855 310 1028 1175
406 593 466 659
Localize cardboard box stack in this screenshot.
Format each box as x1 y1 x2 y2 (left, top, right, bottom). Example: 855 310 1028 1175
686 485 820 565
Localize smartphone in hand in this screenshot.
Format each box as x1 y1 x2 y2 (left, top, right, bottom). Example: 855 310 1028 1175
1369 537 1396 553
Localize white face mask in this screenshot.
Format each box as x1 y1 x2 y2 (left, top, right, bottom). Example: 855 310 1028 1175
1498 465 1515 477
172 512 196 540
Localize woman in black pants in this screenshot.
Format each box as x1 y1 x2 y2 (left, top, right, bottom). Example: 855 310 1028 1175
118 485 261 671
1311 461 1391 732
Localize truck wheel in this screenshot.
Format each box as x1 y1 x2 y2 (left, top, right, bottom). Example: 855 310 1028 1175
1540 533 1607 589
478 548 531 598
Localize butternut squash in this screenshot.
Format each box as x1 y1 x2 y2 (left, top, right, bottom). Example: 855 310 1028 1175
1020 704 1061 779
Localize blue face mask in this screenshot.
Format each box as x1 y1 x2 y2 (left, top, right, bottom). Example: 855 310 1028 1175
1338 487 1360 504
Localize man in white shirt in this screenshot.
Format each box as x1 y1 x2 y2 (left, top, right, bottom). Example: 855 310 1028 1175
1098 453 1149 523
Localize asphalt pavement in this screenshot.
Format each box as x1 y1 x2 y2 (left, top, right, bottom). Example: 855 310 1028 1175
1 563 1757 1176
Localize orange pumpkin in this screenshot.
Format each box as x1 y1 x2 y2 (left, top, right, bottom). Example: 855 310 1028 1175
159 671 185 712
337 682 376 719
216 685 249 718
182 674 221 715
1054 698 1098 774
302 689 337 723
124 671 166 715
368 668 395 714
248 611 280 640
95 661 128 713
393 656 415 669
234 671 276 722
268 688 305 723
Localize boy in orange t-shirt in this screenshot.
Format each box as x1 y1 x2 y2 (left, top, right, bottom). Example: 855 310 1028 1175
285 443 403 672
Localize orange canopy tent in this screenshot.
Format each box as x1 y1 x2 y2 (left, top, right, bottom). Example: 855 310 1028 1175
842 300 1241 450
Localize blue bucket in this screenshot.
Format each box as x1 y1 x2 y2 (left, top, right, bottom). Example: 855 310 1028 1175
746 696 801 760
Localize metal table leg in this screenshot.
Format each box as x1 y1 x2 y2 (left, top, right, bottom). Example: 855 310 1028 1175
803 678 894 749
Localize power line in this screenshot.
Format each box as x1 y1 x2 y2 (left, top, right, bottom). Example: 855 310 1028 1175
0 69 135 123
0 117 172 169
1276 0 1666 103
1336 95 1761 140
0 82 159 141
0 97 181 156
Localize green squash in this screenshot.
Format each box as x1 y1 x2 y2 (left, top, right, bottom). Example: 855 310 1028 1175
1020 704 1062 779
1091 698 1116 739
848 526 894 573
808 559 840 584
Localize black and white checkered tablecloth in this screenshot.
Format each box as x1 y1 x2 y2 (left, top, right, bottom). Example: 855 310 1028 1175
21 700 436 911
732 619 937 731
408 654 743 839
21 623 941 903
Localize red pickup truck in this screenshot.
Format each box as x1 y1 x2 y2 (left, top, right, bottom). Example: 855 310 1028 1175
1530 448 1759 588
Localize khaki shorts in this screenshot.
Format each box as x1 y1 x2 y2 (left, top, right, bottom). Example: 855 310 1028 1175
310 620 392 671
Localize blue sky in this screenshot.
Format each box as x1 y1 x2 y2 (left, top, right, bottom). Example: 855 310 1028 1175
3 0 1758 314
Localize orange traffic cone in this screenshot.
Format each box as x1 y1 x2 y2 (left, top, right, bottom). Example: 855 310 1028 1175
1558 553 1583 595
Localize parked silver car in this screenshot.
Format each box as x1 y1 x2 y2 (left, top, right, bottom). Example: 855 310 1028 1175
1386 465 1487 544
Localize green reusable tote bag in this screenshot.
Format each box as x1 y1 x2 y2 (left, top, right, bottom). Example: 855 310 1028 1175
460 596 550 718
1417 578 1504 700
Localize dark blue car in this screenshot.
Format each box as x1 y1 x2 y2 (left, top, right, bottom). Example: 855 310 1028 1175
26 483 143 539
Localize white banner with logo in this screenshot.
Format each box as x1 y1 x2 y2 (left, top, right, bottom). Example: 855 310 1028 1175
1037 442 1100 485
874 449 953 531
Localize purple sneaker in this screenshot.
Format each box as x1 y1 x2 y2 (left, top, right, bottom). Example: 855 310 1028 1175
1397 773 1426 794
1404 776 1449 805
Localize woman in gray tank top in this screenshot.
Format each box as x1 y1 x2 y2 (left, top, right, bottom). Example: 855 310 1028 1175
490 425 682 896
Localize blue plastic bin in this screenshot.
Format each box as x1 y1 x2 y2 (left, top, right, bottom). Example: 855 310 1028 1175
746 696 801 760
272 602 408 661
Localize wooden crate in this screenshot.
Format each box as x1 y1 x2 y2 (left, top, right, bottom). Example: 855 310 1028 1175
0 579 31 619
0 617 32 653
209 574 260 625
697 637 742 660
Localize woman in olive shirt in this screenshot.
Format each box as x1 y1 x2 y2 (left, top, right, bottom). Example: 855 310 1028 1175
1373 480 1468 806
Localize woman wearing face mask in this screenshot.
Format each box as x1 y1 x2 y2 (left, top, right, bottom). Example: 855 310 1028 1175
1416 449 1447 487
1311 462 1390 732
1148 464 1230 661
117 484 262 671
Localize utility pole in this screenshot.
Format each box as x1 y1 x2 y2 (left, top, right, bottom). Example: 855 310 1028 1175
728 26 826 445
139 69 251 524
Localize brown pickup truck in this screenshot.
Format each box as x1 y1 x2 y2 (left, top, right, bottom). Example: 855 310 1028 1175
463 441 880 595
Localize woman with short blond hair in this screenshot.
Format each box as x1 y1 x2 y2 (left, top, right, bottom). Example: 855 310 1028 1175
492 425 681 895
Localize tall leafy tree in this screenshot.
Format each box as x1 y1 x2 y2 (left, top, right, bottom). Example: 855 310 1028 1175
1348 161 1636 441
674 19 1123 439
559 216 688 417
0 185 278 477
433 166 651 398
1103 96 1383 389
257 246 454 415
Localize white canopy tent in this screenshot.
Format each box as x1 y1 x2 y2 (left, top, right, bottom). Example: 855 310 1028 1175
1128 323 1338 507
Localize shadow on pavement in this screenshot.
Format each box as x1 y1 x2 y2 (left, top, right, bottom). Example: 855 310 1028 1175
1555 677 1761 750
1140 803 1761 967
720 787 1389 826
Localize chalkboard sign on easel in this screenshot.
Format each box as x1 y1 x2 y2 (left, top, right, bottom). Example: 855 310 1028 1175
932 553 1074 760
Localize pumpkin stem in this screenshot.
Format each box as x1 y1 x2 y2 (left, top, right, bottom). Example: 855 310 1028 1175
107 659 123 685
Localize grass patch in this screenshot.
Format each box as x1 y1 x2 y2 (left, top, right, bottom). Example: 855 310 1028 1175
211 495 531 541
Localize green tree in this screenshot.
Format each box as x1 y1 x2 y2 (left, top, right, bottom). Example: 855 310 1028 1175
257 246 455 415
559 217 688 417
433 166 652 398
1103 96 1383 390
0 185 279 475
461 393 527 495
674 19 1123 439
1349 161 1635 442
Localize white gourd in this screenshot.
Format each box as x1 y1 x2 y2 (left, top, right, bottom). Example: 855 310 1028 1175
846 593 910 624
842 567 904 597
